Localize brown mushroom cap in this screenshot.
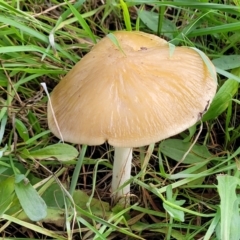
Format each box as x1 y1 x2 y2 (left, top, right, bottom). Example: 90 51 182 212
48 31 217 147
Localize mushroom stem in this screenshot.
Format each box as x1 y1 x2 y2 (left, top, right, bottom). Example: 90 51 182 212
112 147 132 200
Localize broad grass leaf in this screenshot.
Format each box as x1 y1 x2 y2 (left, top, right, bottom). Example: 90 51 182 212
15 118 29 142
183 124 197 142
0 177 15 214
163 185 185 222
17 207 65 228
160 139 212 164
0 73 7 87
137 10 177 39
41 183 65 208
27 110 41 133
212 55 240 70
28 143 78 161
15 174 47 221
73 190 110 215
203 71 239 121
163 203 184 222
217 175 240 240
15 174 27 183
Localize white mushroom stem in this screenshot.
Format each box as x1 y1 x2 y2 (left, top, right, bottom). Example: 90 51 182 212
112 147 132 200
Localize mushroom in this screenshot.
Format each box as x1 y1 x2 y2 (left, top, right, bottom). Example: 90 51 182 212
47 31 217 202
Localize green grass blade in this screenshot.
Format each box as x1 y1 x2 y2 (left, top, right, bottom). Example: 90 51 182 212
0 114 7 144
2 213 66 239
203 208 220 240
66 1 97 43
120 0 132 31
203 71 239 122
69 144 87 196
217 175 240 240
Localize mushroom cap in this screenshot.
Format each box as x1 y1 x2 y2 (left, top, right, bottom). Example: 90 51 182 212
48 31 217 148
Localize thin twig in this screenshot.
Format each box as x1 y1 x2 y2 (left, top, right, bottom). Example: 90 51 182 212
33 0 76 17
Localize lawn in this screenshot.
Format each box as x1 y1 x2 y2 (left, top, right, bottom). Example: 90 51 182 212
0 0 240 239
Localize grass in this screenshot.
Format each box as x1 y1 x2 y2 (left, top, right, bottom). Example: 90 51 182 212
0 0 240 239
